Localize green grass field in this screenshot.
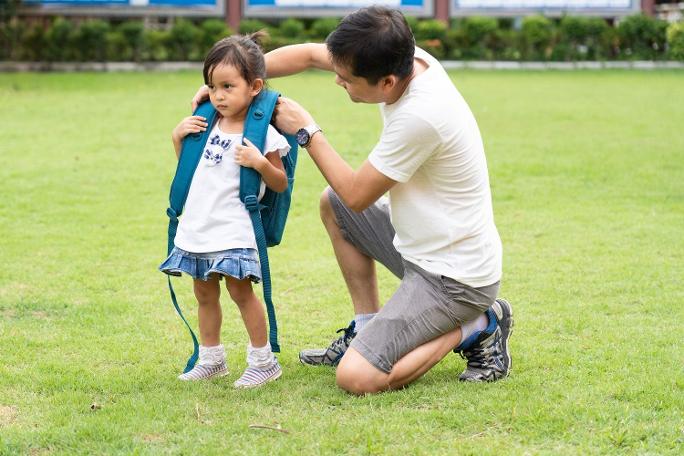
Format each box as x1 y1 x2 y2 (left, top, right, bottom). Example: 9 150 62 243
1 70 683 455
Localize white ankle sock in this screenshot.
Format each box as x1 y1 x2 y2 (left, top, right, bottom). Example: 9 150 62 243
460 313 488 344
246 342 276 369
354 313 376 332
198 344 225 366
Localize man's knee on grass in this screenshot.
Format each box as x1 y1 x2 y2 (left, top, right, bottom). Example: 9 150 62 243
336 348 388 395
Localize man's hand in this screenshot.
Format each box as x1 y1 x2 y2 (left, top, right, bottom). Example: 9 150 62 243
234 138 267 170
273 97 316 135
191 85 210 112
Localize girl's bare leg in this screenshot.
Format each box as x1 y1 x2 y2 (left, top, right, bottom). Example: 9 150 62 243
225 277 267 347
193 276 222 346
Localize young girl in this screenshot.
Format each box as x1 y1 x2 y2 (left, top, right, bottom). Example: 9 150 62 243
159 33 289 388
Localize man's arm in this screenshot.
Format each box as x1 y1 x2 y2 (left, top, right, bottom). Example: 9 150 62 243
265 43 334 77
265 46 396 209
305 133 396 212
192 43 333 111
266 44 396 207
274 97 395 212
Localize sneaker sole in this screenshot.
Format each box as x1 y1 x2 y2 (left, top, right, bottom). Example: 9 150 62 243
178 367 229 381
298 351 341 367
495 298 514 378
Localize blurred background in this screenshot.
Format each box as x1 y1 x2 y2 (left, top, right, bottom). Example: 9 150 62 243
1 0 684 64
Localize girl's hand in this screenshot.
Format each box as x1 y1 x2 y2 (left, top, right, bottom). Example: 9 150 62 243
172 116 208 145
234 138 266 170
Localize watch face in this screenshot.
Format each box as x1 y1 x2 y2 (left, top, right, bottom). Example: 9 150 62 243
296 128 310 146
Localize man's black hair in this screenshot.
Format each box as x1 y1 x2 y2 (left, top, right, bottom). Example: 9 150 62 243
325 6 415 84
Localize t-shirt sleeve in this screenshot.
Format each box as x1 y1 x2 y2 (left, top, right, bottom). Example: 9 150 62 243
265 124 291 158
368 114 441 183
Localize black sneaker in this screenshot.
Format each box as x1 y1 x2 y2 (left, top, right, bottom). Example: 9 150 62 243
456 298 513 382
299 321 356 367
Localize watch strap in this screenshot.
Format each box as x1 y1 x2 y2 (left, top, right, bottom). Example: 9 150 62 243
303 124 322 147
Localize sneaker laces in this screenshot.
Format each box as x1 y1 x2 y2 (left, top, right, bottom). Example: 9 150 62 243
459 331 501 370
329 321 356 352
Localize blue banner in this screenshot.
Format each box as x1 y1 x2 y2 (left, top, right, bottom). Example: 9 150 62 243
245 0 424 9
25 0 217 6
25 0 129 4
243 0 431 19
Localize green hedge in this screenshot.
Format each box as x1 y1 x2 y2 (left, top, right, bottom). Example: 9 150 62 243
1 15 683 62
668 21 684 60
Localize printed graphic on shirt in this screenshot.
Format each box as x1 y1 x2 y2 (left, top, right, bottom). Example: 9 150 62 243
203 134 233 167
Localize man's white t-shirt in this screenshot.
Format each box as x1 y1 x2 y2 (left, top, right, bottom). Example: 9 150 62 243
368 47 502 288
174 123 290 253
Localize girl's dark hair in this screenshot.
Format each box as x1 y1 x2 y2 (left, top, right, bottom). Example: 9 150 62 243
203 31 267 85
326 6 415 84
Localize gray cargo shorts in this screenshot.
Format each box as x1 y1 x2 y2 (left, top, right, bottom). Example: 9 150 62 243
327 188 499 374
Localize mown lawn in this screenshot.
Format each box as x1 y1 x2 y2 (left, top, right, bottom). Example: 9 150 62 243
0 69 683 455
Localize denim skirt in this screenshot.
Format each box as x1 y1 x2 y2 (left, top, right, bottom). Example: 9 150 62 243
159 247 262 282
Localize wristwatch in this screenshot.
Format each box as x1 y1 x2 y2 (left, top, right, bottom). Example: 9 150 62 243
295 124 322 148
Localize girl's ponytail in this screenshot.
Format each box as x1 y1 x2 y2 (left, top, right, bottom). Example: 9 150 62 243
248 30 269 49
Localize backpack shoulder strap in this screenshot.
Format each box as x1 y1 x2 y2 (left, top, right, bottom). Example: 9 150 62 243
239 89 280 204
167 101 218 255
238 89 282 353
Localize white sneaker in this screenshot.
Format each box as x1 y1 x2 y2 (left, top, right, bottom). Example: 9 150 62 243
233 360 282 389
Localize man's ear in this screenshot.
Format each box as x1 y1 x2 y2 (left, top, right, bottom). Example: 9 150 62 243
251 78 264 96
381 75 398 91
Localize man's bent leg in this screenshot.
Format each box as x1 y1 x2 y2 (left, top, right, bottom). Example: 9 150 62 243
299 188 403 367
336 348 389 394
386 327 462 389
319 188 380 315
343 261 496 389
337 328 464 395
337 298 512 391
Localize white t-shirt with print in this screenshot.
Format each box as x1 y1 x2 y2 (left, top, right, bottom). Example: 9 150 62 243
174 123 290 253
368 47 502 288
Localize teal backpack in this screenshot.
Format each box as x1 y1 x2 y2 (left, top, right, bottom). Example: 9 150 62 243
165 89 297 373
